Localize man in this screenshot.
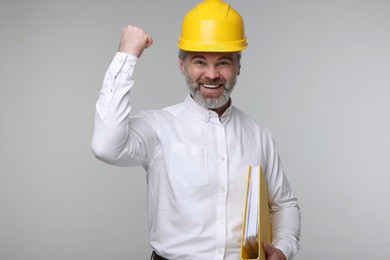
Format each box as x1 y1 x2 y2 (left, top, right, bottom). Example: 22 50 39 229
92 0 301 259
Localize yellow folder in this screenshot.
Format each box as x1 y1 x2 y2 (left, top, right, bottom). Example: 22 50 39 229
240 165 272 260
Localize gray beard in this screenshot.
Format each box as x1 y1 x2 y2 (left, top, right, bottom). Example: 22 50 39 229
184 71 236 109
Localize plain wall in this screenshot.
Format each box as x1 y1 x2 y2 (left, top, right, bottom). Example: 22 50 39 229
1 0 389 259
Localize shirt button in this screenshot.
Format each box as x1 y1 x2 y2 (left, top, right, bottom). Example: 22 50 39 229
217 248 224 254
219 219 225 224
220 156 225 161
220 187 226 193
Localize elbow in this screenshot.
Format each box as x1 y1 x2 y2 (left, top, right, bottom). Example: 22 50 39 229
91 141 105 161
91 139 115 163
91 137 131 167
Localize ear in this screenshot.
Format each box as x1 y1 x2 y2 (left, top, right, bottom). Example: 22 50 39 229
237 64 241 76
179 59 185 75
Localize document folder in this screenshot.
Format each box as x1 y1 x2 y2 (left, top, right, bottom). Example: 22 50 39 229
240 165 272 260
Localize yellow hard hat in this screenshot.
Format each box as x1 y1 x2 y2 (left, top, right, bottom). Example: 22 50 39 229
178 0 247 52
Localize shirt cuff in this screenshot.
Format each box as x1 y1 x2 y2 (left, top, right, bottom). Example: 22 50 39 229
273 239 300 260
109 52 138 75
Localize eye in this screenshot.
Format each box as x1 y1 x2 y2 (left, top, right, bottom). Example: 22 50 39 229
193 59 206 65
217 60 232 66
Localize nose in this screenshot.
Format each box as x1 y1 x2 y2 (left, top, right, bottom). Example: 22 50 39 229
204 65 219 80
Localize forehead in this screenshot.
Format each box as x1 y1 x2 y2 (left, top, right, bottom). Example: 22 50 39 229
186 51 238 61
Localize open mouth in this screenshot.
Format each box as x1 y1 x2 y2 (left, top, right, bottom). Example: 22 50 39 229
201 83 224 89
199 83 225 97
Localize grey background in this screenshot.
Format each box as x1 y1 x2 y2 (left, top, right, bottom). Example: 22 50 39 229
1 0 389 259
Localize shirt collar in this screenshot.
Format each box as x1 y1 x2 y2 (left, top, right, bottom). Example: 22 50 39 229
184 94 233 124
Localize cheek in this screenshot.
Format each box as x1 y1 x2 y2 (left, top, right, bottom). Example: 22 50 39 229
223 72 236 82
187 70 202 82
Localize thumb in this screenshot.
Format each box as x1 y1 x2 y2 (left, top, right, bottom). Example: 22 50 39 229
145 34 153 49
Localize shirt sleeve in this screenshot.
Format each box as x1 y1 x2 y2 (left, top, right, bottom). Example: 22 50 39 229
91 52 157 167
262 129 301 260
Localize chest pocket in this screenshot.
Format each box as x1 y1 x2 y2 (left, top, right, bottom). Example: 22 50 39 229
169 142 208 188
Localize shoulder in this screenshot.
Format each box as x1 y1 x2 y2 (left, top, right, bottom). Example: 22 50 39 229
131 102 184 123
162 102 186 115
231 106 272 135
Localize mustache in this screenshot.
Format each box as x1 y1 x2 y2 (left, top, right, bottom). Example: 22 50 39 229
198 79 226 86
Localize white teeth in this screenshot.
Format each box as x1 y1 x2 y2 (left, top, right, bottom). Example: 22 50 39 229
202 84 219 89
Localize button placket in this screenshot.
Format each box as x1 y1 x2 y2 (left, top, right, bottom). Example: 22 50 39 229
215 122 228 259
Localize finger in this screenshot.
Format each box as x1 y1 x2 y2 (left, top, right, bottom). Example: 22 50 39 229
262 242 274 255
145 34 153 49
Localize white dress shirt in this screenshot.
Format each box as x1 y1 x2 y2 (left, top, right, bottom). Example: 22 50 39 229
92 52 301 260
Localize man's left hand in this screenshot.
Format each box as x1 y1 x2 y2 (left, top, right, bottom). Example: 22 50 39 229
262 243 287 260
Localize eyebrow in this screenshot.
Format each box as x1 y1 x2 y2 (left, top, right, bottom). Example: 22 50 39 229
190 55 234 62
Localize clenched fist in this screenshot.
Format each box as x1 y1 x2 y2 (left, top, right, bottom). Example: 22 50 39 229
118 25 153 58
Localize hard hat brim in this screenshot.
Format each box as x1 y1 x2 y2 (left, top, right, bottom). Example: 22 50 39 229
178 37 248 52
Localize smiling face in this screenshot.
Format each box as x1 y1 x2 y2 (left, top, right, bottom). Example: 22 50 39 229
179 51 241 114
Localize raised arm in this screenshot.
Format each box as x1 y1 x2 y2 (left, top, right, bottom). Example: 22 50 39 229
91 25 155 167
